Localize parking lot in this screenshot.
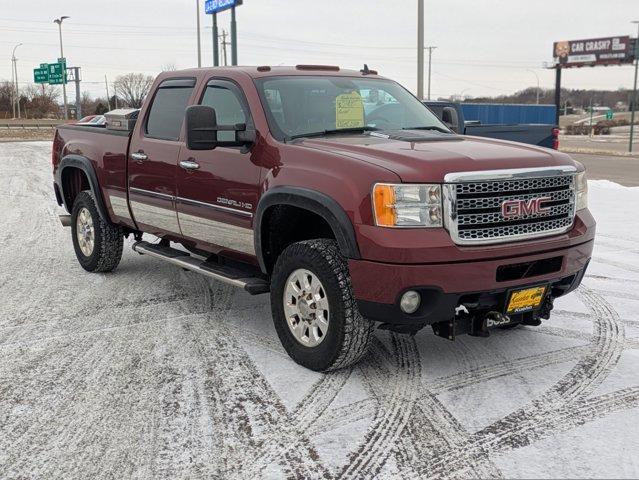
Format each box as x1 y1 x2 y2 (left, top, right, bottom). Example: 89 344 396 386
1 141 638 479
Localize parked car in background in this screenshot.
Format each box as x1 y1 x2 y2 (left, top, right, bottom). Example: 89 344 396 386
76 115 97 124
76 115 106 126
423 101 559 149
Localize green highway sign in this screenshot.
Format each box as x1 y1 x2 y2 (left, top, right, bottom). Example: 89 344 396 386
33 67 49 84
33 61 68 85
48 62 67 85
605 110 614 120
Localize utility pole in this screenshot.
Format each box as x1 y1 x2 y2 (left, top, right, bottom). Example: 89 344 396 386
527 69 540 104
417 0 424 99
54 16 70 120
212 13 219 66
231 6 238 66
425 46 436 100
221 30 229 67
105 75 111 110
11 43 22 119
196 0 202 67
629 21 639 153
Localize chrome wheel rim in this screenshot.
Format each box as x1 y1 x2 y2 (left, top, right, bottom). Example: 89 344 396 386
76 207 95 256
283 268 330 347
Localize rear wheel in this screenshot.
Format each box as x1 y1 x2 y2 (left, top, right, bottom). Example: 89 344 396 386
270 239 373 371
71 191 123 272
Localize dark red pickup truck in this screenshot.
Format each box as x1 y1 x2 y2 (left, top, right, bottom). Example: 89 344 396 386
52 65 595 371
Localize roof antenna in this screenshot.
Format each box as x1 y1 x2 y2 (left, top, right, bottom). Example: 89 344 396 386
360 64 377 75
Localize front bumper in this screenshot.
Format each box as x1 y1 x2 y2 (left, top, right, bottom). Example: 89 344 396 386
350 238 593 326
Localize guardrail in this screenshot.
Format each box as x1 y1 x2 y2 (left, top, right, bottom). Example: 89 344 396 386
0 123 61 130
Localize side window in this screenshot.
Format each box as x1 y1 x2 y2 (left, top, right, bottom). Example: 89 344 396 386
201 84 247 142
145 79 195 141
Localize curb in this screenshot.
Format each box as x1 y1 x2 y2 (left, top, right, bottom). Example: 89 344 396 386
560 147 639 159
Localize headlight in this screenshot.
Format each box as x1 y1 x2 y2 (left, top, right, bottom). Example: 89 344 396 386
373 183 442 227
575 171 588 211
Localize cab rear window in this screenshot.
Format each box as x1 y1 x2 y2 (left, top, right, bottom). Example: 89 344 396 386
145 78 196 141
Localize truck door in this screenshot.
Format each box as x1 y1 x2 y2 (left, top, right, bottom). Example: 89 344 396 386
127 78 196 237
175 78 261 257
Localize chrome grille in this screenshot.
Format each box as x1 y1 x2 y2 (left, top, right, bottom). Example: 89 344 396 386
443 167 577 245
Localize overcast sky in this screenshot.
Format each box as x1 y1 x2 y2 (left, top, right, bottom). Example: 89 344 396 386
1 0 638 100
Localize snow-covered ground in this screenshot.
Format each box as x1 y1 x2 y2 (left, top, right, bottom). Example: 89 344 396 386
1 141 638 479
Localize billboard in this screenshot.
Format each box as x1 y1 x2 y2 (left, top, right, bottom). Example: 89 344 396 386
553 36 635 68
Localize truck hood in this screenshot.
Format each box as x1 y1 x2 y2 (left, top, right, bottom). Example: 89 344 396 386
294 132 577 182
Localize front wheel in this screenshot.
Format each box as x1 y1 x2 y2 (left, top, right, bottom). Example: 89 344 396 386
270 239 373 371
71 191 123 272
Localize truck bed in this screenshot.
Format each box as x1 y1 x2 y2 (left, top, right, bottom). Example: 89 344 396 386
464 123 554 149
52 124 132 226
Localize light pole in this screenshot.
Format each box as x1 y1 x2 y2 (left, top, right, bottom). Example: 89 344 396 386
417 0 424 99
196 0 202 67
425 46 437 100
527 69 540 104
11 43 22 119
54 16 70 120
629 21 639 153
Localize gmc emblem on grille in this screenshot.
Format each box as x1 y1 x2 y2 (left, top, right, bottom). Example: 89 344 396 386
501 197 551 218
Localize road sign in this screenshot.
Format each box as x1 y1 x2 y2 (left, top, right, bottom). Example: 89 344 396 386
48 62 67 85
33 67 49 84
606 110 614 120
205 0 242 15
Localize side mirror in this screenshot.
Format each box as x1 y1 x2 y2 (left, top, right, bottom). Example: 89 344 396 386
441 106 460 133
185 105 256 151
185 105 218 150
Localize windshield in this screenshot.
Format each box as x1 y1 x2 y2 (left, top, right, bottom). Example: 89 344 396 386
255 76 450 141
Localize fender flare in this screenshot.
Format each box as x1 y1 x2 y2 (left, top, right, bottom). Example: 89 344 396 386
55 154 112 223
254 186 361 273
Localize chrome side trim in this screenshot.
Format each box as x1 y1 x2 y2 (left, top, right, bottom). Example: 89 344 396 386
109 194 132 220
130 187 174 201
176 196 253 218
130 200 181 234
443 166 578 183
178 212 255 255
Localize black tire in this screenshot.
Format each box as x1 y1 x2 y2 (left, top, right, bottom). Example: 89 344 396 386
71 191 123 272
270 239 373 371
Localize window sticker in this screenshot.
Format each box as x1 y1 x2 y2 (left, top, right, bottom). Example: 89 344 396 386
335 91 364 129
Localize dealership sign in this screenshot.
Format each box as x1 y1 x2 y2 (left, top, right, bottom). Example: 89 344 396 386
553 36 635 68
205 0 242 14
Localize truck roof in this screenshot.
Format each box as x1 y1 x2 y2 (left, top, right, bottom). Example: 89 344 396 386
159 65 388 80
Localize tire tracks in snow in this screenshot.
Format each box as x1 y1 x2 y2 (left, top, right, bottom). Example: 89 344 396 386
337 333 423 479
410 286 625 478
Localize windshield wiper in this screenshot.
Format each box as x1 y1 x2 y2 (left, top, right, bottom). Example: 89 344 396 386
402 126 451 133
288 126 379 141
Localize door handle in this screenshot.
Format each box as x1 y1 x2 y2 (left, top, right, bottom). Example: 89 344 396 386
131 151 148 163
179 159 200 171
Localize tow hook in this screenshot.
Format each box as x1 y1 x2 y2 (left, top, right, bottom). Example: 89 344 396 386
432 310 515 340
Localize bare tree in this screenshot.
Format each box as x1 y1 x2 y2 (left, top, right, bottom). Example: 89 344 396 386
0 81 13 117
23 84 60 118
161 63 177 71
113 73 154 108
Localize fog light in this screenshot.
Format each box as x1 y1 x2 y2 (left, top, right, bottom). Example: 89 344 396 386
400 290 421 314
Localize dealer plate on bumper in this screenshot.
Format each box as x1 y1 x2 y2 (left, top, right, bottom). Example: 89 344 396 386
506 285 547 314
